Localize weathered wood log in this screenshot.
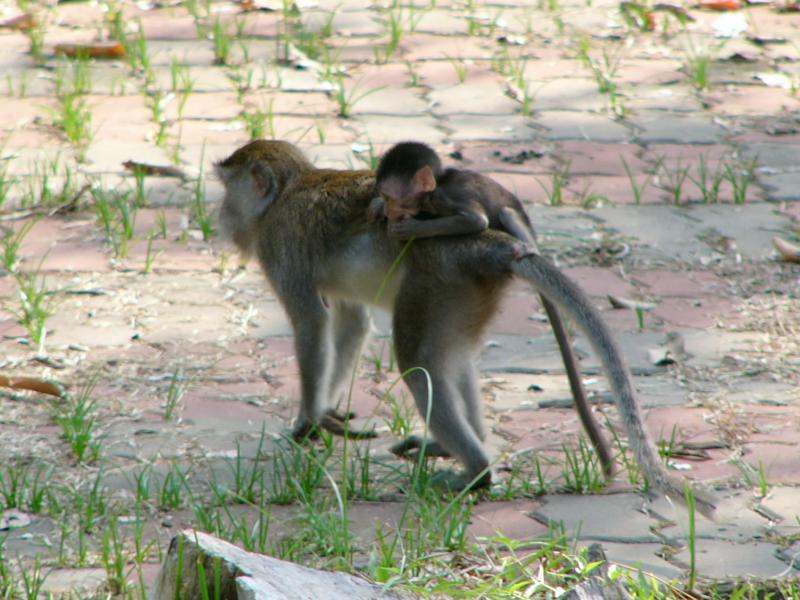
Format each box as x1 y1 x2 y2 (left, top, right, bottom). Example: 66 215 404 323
153 530 416 600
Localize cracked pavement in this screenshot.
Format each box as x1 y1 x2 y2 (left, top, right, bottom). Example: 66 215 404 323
0 0 799 591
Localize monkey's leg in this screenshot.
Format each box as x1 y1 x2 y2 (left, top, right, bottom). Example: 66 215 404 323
325 301 377 439
391 359 482 460
457 361 486 441
289 297 336 441
393 287 491 491
290 296 378 441
407 369 490 490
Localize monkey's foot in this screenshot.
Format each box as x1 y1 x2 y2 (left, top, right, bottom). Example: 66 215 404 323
326 408 357 422
322 409 378 439
430 469 491 493
291 419 319 442
686 484 717 519
512 242 539 260
291 411 378 442
390 435 451 459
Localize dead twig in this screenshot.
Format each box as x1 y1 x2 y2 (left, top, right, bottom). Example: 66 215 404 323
123 160 188 180
0 375 64 398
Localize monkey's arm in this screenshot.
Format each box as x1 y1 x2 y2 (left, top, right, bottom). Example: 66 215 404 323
366 196 386 222
389 211 489 240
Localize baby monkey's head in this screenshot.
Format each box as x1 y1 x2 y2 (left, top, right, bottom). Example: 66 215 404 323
376 141 442 221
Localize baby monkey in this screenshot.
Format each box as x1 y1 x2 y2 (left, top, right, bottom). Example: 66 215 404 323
370 142 535 257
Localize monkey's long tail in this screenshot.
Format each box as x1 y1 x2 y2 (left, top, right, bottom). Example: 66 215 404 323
512 255 716 518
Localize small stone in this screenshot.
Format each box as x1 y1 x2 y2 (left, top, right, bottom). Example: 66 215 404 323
41 569 106 595
0 509 31 531
648 347 676 366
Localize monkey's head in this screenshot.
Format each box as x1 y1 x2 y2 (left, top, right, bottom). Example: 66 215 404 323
215 140 313 255
376 142 442 221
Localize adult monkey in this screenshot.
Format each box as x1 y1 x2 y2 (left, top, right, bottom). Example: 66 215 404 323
215 140 714 515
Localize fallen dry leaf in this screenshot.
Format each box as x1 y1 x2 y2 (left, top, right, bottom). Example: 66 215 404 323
698 0 741 9
607 295 656 311
0 12 36 30
620 1 656 29
236 0 278 11
748 36 787 45
669 445 713 461
653 2 696 21
54 41 126 59
0 375 64 397
123 160 187 179
772 236 800 263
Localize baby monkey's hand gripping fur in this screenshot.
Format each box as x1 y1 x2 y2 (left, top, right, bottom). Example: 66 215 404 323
215 140 715 515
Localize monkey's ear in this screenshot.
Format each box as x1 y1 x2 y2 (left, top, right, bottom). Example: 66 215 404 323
250 162 274 198
245 161 277 219
413 165 437 193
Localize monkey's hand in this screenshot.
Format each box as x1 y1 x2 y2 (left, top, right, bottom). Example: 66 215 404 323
366 196 386 222
387 218 420 240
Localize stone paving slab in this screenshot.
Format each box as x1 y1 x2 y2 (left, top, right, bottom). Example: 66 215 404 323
469 499 550 542
576 541 684 581
591 204 790 262
758 171 800 202
633 114 729 145
650 491 772 544
429 80 521 116
41 569 107 596
673 540 798 580
444 114 542 142
530 494 663 543
536 111 632 143
758 487 800 536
